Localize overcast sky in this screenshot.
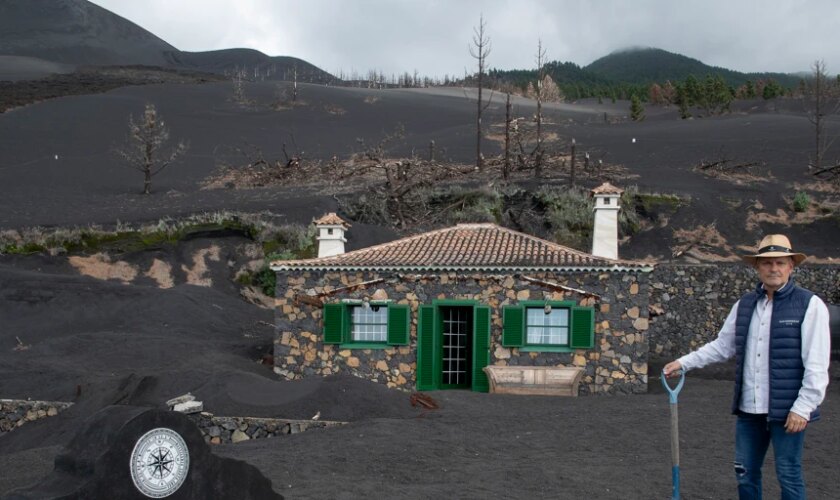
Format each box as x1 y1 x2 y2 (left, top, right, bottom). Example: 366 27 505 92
89 0 840 78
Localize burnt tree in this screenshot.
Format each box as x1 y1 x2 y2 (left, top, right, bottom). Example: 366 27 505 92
116 104 188 195
469 14 492 172
807 59 840 181
534 38 546 178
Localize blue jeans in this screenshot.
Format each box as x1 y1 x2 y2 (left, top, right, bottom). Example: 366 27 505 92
734 413 806 500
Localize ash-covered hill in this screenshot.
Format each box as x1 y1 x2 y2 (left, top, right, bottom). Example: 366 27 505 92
169 48 333 83
0 0 177 67
0 0 332 83
0 80 837 262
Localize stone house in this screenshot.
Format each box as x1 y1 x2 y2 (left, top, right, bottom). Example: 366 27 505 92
272 190 656 395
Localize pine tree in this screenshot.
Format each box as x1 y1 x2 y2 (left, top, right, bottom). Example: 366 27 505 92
630 95 645 121
676 85 691 119
683 74 700 106
745 80 756 98
712 75 732 113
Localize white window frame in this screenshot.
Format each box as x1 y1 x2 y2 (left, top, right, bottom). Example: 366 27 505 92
525 306 570 346
350 304 388 342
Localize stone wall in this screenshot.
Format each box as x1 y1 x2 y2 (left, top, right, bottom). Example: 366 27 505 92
0 399 73 434
274 269 651 395
188 413 344 445
648 264 839 361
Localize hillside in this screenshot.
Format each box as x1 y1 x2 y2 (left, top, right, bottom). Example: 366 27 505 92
169 49 334 83
585 47 801 88
487 47 802 100
0 0 333 84
0 0 176 67
0 81 838 262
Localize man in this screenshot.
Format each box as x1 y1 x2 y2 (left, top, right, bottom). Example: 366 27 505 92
663 234 830 500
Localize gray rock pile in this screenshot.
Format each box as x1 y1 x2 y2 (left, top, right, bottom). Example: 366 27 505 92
0 399 73 434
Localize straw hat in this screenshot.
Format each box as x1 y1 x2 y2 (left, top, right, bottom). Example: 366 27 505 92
741 234 807 266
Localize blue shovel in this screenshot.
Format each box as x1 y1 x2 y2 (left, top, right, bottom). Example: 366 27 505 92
662 369 686 500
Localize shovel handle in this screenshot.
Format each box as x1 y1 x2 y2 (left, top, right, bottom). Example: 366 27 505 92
662 369 684 500
661 369 685 404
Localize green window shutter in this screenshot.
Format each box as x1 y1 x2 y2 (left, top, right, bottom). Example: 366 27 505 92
472 306 491 393
502 306 524 347
386 304 410 345
323 303 346 344
570 306 595 349
416 305 438 391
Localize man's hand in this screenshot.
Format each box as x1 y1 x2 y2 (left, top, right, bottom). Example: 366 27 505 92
785 412 808 433
662 361 683 378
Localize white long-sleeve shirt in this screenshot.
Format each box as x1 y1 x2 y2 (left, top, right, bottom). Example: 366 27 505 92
678 283 831 420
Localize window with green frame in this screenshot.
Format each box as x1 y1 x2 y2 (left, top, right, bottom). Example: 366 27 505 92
502 301 594 351
322 302 410 348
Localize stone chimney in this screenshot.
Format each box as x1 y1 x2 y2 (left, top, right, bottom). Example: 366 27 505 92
591 182 623 260
314 213 350 258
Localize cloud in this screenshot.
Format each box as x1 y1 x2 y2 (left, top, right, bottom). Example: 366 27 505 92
90 0 840 76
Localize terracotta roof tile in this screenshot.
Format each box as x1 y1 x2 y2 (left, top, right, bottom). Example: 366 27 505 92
591 182 624 195
273 223 651 271
313 212 350 227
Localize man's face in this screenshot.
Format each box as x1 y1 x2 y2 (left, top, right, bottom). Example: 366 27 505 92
755 256 794 291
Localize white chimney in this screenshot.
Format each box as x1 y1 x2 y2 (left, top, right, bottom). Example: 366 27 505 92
591 182 623 260
314 212 349 258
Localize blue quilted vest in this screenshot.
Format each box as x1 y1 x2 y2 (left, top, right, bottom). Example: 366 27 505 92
732 280 819 422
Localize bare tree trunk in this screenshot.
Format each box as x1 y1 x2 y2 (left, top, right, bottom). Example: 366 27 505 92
570 138 576 187
143 142 153 194
476 85 483 171
535 39 546 179
584 152 590 179
293 64 298 102
470 14 491 172
429 140 435 162
144 169 152 194
808 60 825 172
504 93 511 181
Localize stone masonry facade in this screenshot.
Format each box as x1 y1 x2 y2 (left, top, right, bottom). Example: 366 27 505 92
648 263 839 361
274 269 651 395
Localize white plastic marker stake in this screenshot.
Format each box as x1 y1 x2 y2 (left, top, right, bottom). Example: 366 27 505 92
662 369 685 500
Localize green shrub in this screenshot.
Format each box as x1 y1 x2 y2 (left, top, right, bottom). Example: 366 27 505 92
235 271 253 285
792 191 810 212
619 186 642 235
433 187 502 224
535 186 594 250
252 266 277 297
261 224 316 259
266 251 298 262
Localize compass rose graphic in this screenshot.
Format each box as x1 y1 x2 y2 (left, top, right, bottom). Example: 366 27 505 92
130 428 189 498
147 447 174 479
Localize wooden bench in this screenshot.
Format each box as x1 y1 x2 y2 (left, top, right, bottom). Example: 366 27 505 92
483 365 584 397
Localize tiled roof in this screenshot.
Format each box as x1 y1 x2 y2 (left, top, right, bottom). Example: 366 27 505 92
272 223 652 272
313 212 350 227
591 182 623 195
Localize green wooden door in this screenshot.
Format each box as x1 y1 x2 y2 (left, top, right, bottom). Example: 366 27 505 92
472 305 491 392
416 305 438 391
